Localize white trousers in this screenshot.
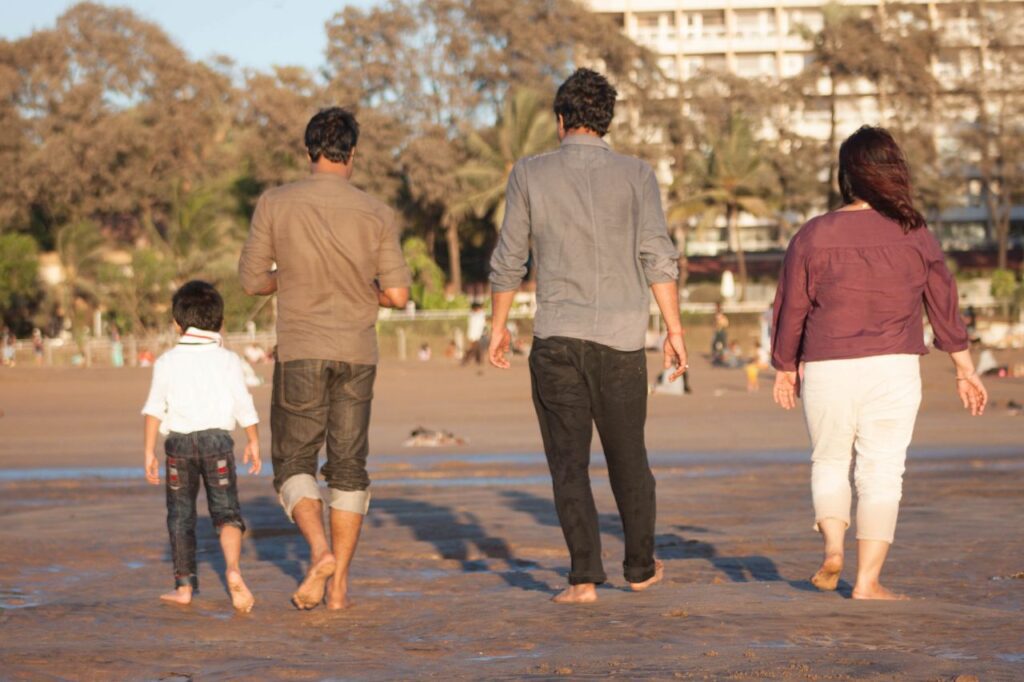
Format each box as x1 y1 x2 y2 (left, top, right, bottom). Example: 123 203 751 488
802 354 922 543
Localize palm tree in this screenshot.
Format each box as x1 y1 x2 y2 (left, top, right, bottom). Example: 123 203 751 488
669 116 777 301
446 88 557 292
55 221 107 345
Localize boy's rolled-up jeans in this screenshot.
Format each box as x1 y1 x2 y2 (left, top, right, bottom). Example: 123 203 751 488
271 359 376 521
165 429 245 591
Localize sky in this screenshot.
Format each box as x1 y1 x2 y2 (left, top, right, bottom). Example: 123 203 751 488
1 0 381 72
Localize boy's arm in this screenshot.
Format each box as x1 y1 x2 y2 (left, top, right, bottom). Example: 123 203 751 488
230 355 262 475
143 415 162 485
242 423 262 476
141 358 169 485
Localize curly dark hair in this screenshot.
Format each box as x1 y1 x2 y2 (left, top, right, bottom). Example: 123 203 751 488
172 280 224 332
305 107 359 164
554 68 617 137
838 126 925 233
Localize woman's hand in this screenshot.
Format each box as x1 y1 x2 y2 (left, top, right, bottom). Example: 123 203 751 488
773 370 799 410
956 372 988 416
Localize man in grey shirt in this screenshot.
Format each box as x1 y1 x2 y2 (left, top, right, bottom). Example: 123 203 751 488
488 68 689 604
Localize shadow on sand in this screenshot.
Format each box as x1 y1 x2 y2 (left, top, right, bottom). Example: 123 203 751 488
373 497 556 594
499 490 817 590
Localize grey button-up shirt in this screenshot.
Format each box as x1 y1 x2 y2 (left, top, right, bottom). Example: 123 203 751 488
489 134 679 351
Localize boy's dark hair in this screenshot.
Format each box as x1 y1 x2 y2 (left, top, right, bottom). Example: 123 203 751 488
554 68 617 137
172 281 224 332
305 107 359 164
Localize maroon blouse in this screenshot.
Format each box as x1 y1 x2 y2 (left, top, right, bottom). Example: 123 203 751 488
771 209 969 372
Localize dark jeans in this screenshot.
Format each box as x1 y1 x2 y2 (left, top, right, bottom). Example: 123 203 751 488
529 336 657 585
271 359 377 492
165 429 245 590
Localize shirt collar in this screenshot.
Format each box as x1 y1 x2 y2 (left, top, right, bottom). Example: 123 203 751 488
310 170 350 183
561 133 610 150
178 327 223 347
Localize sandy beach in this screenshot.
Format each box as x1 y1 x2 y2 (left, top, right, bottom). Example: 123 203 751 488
1 350 1023 680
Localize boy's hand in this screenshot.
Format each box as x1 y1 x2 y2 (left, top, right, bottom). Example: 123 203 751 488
244 440 262 476
144 452 160 485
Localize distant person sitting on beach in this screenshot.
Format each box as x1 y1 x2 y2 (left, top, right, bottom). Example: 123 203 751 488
417 342 432 361
141 281 262 612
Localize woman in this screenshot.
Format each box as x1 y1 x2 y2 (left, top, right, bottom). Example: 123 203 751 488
771 126 987 600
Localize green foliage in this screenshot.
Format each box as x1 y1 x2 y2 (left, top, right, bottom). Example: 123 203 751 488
990 269 1019 302
403 237 468 309
0 233 40 311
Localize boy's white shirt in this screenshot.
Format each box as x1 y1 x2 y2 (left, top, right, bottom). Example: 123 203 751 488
141 328 260 435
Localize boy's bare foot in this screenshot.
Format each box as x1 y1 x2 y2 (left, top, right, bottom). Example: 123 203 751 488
226 570 255 613
630 560 665 592
159 586 193 606
292 553 337 610
325 580 351 611
811 553 844 591
552 583 598 604
852 583 910 600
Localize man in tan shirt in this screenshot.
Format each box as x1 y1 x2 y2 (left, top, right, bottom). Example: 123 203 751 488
239 107 411 611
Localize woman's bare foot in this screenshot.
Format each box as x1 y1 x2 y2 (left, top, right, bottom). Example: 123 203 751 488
159 586 192 606
226 570 255 613
811 553 843 591
325 580 351 611
852 582 910 600
552 584 598 604
630 560 665 592
292 553 337 610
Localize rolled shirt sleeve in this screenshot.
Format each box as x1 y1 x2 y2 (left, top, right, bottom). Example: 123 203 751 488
638 166 680 285
489 162 531 293
771 234 812 371
238 194 276 295
376 209 412 289
921 231 969 353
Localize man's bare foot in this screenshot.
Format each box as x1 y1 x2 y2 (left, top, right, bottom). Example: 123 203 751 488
552 584 598 604
630 560 665 592
811 553 843 591
852 583 910 600
325 580 351 611
159 586 192 605
292 554 337 610
226 570 255 613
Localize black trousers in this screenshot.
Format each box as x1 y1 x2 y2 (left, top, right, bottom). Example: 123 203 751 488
529 336 657 585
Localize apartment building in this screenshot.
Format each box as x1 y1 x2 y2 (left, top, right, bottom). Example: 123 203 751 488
585 0 1024 254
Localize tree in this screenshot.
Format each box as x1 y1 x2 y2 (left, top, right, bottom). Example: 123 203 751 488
669 116 777 300
445 89 557 291
0 234 39 318
54 221 106 345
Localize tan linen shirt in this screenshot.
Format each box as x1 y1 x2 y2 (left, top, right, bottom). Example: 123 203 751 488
239 172 411 365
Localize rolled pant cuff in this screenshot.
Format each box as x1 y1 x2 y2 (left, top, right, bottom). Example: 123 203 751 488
328 487 371 516
568 573 607 586
279 474 323 523
175 574 198 591
813 516 850 533
624 564 656 584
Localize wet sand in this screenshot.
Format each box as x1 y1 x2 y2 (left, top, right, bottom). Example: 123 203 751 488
1 351 1023 679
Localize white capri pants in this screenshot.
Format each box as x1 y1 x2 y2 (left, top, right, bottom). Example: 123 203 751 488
802 354 922 543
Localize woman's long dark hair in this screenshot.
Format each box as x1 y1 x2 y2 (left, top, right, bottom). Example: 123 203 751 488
837 126 925 233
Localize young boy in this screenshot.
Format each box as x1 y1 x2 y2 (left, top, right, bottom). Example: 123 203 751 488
141 281 262 612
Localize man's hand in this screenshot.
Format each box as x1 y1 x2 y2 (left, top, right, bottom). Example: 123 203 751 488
663 332 688 381
773 371 800 410
488 326 512 369
244 440 262 475
144 452 160 485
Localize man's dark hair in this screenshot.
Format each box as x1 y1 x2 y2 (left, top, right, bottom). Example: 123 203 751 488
305 107 359 163
172 280 224 332
554 68 617 137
